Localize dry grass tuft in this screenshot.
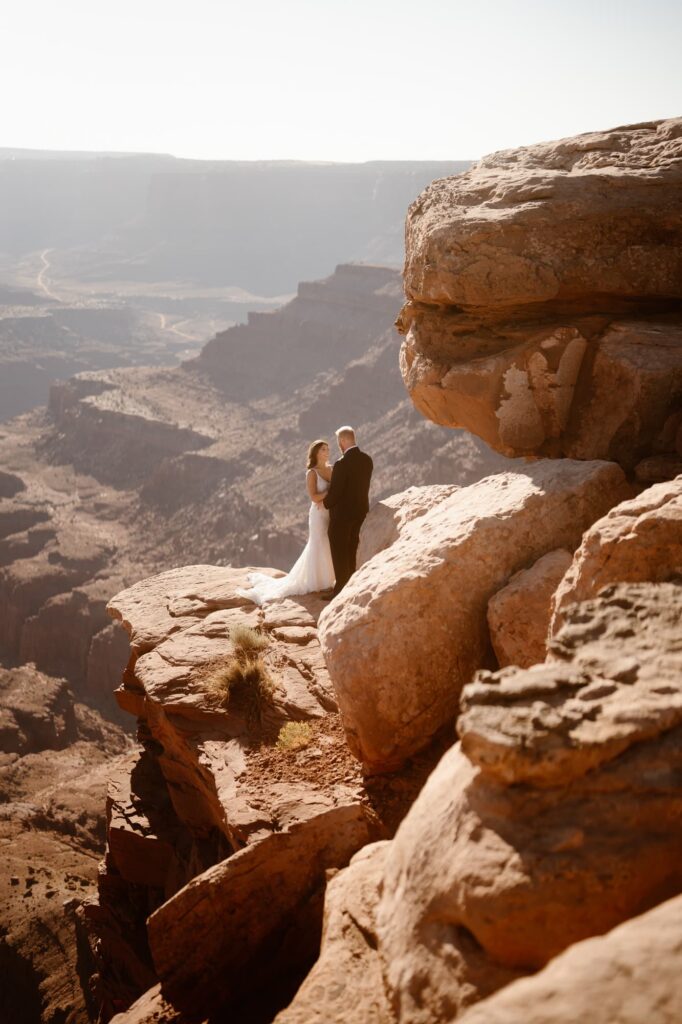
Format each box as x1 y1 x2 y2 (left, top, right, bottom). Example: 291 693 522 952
202 622 274 724
230 623 268 661
276 721 314 751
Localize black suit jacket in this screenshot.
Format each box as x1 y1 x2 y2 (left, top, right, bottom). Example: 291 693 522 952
323 447 373 522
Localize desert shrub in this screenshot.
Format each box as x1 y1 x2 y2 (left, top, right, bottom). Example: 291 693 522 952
230 623 268 661
204 653 275 722
203 658 246 706
276 721 314 751
202 621 275 725
238 656 276 723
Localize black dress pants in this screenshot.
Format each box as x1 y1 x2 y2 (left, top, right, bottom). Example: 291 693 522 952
328 515 364 596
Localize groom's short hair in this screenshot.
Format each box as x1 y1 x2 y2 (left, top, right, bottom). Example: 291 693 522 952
336 425 356 444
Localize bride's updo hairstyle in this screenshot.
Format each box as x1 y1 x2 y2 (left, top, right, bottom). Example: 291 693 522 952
306 439 327 470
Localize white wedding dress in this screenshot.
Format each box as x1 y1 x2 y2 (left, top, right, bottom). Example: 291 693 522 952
237 470 335 605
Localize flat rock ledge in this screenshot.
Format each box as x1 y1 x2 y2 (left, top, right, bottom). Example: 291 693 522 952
92 564 438 1022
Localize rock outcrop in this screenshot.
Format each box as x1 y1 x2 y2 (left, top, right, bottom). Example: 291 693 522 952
357 483 459 566
282 581 682 1023
89 565 436 1020
487 548 572 667
398 118 682 467
319 459 629 772
551 473 682 632
380 582 682 1020
457 894 682 1024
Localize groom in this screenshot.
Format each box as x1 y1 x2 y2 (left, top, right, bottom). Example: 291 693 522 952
322 425 373 598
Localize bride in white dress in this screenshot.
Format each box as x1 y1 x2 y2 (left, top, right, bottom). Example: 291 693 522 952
237 440 336 605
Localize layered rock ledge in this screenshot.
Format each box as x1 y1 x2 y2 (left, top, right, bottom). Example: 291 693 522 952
398 118 682 466
281 580 682 1024
90 565 439 1021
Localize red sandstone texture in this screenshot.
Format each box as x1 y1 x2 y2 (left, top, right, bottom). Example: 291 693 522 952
81 566 442 1021
0 664 130 1023
398 118 682 468
319 459 630 772
4 122 682 1024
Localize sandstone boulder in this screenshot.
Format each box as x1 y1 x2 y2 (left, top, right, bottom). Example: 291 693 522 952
565 321 682 465
319 460 629 772
147 805 377 1021
374 582 682 1023
398 118 682 466
357 484 458 566
274 842 393 1024
487 548 572 668
551 474 682 633
458 895 682 1024
107 567 351 843
403 120 682 313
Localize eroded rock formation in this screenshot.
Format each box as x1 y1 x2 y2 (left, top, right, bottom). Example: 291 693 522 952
319 459 630 772
487 548 572 667
0 664 130 1023
86 565 442 1021
457 894 682 1024
551 473 682 632
398 118 682 467
282 581 682 1024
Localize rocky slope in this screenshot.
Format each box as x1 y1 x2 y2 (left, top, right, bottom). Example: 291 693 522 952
104 473 682 1024
6 119 682 1024
0 664 131 1024
398 117 682 474
0 263 505 721
279 575 682 1024
80 567 444 1022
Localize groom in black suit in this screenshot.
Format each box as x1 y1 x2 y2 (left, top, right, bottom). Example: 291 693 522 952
323 426 373 598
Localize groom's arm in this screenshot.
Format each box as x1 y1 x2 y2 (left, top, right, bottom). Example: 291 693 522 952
323 459 346 509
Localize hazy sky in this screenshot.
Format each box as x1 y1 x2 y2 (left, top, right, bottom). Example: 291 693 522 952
3 0 681 161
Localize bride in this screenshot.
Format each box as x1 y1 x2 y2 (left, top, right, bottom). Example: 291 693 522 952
237 439 335 605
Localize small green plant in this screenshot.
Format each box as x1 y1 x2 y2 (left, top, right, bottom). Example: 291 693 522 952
276 721 314 751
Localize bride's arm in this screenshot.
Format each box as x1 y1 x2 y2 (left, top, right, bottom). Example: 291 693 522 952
306 469 326 503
